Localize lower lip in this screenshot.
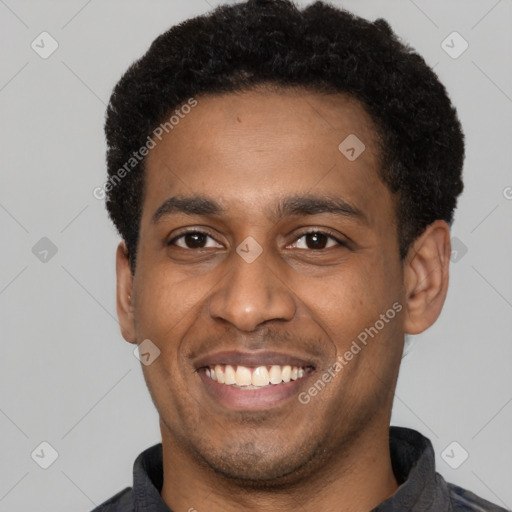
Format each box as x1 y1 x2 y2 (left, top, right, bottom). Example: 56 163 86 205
198 368 315 410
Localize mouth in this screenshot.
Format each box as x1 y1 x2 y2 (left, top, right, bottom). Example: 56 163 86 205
194 352 317 410
202 364 311 388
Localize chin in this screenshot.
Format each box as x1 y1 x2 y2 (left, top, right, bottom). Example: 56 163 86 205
197 440 319 488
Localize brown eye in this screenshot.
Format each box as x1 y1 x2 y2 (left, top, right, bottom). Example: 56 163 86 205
290 231 342 250
303 233 329 249
168 231 222 249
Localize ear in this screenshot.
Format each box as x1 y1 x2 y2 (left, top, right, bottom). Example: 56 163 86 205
116 241 137 344
402 220 451 335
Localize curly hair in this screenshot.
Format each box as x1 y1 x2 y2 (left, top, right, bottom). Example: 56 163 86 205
104 0 464 273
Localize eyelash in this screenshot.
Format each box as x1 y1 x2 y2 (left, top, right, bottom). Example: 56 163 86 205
167 229 348 250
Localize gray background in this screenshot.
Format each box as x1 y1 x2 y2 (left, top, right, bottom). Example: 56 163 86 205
0 0 511 510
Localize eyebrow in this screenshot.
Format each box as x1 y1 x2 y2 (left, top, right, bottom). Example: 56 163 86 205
152 196 225 224
151 194 367 225
273 195 366 224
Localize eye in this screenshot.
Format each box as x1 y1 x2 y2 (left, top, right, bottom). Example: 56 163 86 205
168 230 223 249
289 231 345 250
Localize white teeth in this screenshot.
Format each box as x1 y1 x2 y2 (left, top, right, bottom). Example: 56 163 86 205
269 365 282 384
224 365 236 385
252 366 270 386
235 365 252 386
214 364 225 384
205 364 308 387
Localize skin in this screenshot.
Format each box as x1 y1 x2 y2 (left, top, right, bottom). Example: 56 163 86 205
115 87 451 512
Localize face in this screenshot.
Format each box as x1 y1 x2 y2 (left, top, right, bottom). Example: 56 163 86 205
121 88 410 484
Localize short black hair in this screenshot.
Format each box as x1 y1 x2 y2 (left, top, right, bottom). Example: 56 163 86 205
104 0 464 273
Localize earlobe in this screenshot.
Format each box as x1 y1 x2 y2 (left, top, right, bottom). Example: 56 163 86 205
116 241 137 344
402 220 451 335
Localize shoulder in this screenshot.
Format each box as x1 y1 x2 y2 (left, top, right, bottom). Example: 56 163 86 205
448 482 510 512
89 486 133 512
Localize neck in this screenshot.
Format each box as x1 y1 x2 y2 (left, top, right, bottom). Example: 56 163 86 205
160 419 398 512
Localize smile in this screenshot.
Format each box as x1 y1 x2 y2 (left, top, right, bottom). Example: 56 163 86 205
195 351 317 410
204 364 309 388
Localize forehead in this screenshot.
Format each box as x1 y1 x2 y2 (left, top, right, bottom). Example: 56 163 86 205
142 87 390 226
147 87 381 162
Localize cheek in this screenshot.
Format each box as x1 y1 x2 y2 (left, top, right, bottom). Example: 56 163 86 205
134 248 217 320
302 260 400 349
308 265 380 318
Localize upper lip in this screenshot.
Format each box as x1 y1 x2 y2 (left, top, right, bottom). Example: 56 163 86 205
194 350 317 370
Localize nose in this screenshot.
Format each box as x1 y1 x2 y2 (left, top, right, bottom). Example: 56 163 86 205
208 250 296 332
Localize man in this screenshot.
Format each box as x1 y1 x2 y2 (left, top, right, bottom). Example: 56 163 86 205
92 1 507 510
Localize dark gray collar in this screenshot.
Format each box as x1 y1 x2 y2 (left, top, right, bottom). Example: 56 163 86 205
372 426 451 511
119 426 503 512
